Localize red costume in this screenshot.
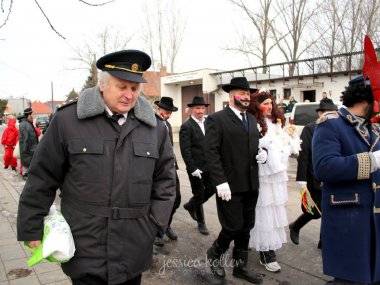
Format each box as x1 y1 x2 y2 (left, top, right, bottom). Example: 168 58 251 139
1 118 18 169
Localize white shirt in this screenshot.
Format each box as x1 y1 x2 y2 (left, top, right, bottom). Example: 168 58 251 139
229 105 246 121
105 105 128 126
191 115 205 135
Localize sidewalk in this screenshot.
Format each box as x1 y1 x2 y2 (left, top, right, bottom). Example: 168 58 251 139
0 144 329 284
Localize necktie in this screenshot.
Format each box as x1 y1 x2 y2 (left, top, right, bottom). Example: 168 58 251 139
111 113 124 125
241 112 248 132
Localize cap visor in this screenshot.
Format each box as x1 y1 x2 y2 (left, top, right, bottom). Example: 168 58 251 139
109 70 146 83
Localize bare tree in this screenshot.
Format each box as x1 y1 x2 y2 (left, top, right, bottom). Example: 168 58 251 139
0 0 115 39
271 0 321 76
70 27 134 89
141 0 186 72
225 0 279 72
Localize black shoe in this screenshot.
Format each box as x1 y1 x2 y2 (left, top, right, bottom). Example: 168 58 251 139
317 239 322 249
154 236 164 247
183 202 199 222
198 223 209 235
207 241 226 279
166 227 178 240
289 222 300 245
233 248 263 284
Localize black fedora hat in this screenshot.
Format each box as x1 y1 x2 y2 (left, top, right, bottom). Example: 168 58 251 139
24 107 33 115
154 97 178 112
316 98 338 112
222 77 255 93
96 50 151 83
187 96 209 107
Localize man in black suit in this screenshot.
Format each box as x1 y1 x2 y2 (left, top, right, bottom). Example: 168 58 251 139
289 98 337 248
205 77 266 283
154 97 181 242
179 96 215 235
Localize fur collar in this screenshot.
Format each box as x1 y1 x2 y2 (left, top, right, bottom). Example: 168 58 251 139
77 87 157 127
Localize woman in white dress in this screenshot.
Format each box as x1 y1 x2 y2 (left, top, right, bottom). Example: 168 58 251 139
248 91 301 273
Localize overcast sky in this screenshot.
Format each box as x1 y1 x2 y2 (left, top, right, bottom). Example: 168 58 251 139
0 0 260 102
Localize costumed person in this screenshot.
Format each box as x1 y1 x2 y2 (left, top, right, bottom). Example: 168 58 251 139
289 98 337 249
153 96 181 248
248 90 301 273
17 50 176 285
205 77 265 283
1 116 19 171
18 108 38 179
312 35 380 285
180 96 215 235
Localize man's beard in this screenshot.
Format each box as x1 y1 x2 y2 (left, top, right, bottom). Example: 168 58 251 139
234 97 250 110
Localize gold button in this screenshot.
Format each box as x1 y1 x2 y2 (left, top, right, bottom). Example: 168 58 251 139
83 148 87 152
147 152 150 156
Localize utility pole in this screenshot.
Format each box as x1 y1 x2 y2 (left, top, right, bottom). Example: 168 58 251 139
51 81 54 113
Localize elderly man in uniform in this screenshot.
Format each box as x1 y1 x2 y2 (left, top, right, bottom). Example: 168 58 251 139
17 50 176 285
205 77 266 283
154 96 181 242
180 96 215 235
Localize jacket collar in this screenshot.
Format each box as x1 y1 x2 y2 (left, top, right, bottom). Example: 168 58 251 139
77 87 157 127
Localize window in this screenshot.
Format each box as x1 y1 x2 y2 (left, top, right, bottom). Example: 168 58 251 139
283 88 291 99
270 89 277 99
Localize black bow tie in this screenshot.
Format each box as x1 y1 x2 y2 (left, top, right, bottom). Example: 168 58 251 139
111 113 124 122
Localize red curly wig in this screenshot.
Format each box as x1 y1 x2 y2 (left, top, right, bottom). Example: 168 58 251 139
247 90 285 136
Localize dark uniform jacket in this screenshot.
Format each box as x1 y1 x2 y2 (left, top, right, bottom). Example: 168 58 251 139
313 107 380 283
19 118 38 167
296 122 321 217
205 107 260 193
179 116 208 173
17 87 176 284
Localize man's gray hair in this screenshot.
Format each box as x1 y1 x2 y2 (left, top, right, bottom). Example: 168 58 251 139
98 71 111 88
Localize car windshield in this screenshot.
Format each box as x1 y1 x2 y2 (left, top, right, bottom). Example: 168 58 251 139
293 105 319 126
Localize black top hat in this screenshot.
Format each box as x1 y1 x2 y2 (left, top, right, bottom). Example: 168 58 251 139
222 77 256 93
187 96 209 107
24 107 33 115
316 98 338 112
154 97 178 112
96 50 151 83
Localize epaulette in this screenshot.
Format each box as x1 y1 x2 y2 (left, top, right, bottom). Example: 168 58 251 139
56 99 78 111
316 111 339 124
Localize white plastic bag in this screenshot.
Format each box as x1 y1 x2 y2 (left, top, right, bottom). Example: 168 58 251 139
27 204 75 266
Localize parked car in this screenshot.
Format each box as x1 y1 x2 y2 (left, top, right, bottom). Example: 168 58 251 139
35 116 50 133
289 102 341 137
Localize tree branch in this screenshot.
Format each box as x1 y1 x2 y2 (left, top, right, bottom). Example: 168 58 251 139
78 0 115 6
33 0 66 39
0 0 13 30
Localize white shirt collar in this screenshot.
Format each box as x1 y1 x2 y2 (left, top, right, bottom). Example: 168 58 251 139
191 115 205 123
104 105 128 119
229 106 245 120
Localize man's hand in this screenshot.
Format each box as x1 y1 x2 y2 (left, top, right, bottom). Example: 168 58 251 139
27 240 41 248
256 148 268 164
370 151 380 172
296 181 307 192
191 169 203 179
216 182 232 201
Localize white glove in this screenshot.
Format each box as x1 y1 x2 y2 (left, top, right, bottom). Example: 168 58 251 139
370 151 380 172
191 169 203 179
296 181 307 191
256 148 268 164
216 182 232 201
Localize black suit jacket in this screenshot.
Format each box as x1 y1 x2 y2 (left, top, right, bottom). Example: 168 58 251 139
156 114 178 169
205 107 260 193
179 117 208 173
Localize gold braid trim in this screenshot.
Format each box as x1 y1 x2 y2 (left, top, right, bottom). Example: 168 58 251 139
357 152 371 180
104 64 144 74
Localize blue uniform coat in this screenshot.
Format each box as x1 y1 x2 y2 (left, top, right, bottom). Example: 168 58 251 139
313 107 380 283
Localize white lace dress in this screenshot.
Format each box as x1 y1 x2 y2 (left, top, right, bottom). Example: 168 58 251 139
249 119 301 251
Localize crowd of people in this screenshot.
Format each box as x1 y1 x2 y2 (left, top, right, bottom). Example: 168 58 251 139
9 43 380 285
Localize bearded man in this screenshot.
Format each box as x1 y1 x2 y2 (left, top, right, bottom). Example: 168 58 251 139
204 77 266 283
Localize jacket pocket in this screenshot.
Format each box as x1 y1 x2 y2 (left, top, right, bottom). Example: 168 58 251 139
329 193 360 206
67 138 104 181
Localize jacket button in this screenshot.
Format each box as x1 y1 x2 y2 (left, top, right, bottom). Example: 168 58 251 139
147 151 150 156
83 148 87 152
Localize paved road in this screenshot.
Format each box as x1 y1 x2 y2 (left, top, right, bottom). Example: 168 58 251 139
0 143 328 285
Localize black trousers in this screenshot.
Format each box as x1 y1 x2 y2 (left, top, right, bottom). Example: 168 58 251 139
72 274 141 285
168 172 181 227
186 171 215 223
215 191 257 252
